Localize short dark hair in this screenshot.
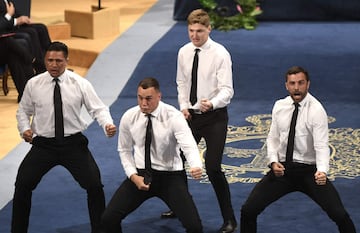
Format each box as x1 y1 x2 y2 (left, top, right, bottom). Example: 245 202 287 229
138 77 160 91
47 41 69 58
285 66 309 81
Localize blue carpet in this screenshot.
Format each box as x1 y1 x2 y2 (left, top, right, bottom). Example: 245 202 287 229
1 21 359 233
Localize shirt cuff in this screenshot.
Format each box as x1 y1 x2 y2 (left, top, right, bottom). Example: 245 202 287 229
5 13 12 21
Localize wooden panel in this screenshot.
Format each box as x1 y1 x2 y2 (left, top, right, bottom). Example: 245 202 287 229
64 7 120 39
47 22 71 40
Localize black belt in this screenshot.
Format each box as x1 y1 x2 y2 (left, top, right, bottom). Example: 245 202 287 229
280 162 316 174
37 132 82 140
189 106 227 115
137 168 185 176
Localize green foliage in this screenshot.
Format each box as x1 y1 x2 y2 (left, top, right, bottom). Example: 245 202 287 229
198 0 262 31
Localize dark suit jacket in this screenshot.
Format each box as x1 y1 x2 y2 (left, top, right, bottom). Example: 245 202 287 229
0 0 16 35
1 0 50 73
0 1 35 99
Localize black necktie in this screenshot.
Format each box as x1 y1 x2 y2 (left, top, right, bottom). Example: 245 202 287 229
190 48 200 105
285 102 300 164
54 78 64 141
144 114 152 184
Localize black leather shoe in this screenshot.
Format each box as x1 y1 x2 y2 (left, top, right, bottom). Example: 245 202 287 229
218 219 237 233
160 210 176 218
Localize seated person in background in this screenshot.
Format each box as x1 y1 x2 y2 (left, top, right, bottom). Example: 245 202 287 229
1 0 35 101
0 35 34 102
1 0 51 74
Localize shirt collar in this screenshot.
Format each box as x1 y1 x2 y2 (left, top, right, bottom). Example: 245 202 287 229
298 93 311 107
288 93 311 108
144 101 163 119
193 37 213 51
49 70 68 83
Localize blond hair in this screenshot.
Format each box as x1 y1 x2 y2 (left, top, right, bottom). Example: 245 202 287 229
187 9 210 27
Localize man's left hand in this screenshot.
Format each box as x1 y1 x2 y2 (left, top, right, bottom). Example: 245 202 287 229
200 99 213 113
16 16 31 25
315 171 327 185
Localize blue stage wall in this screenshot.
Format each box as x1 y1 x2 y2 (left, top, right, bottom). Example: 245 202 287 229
173 0 360 21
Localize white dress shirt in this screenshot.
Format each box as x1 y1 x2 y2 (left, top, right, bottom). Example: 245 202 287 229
176 37 234 111
267 93 330 173
17 69 114 137
118 101 203 178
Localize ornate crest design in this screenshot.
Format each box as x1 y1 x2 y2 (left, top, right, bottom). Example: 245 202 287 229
192 114 360 183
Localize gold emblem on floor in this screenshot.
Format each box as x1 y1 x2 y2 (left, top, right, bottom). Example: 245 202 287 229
190 114 359 183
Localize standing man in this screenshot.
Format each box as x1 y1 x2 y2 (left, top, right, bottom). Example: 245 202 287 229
240 66 356 233
13 41 117 233
175 8 236 233
100 77 204 233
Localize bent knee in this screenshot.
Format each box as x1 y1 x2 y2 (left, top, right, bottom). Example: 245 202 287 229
14 177 39 191
100 210 123 232
329 209 351 223
241 203 260 218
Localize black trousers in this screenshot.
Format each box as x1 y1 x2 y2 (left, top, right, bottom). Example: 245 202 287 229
240 163 356 233
0 37 34 99
11 133 105 233
101 169 203 233
189 107 235 222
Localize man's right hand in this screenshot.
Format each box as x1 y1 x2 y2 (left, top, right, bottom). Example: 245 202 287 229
271 162 285 177
130 174 150 191
22 129 33 143
5 1 15 16
181 109 191 120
